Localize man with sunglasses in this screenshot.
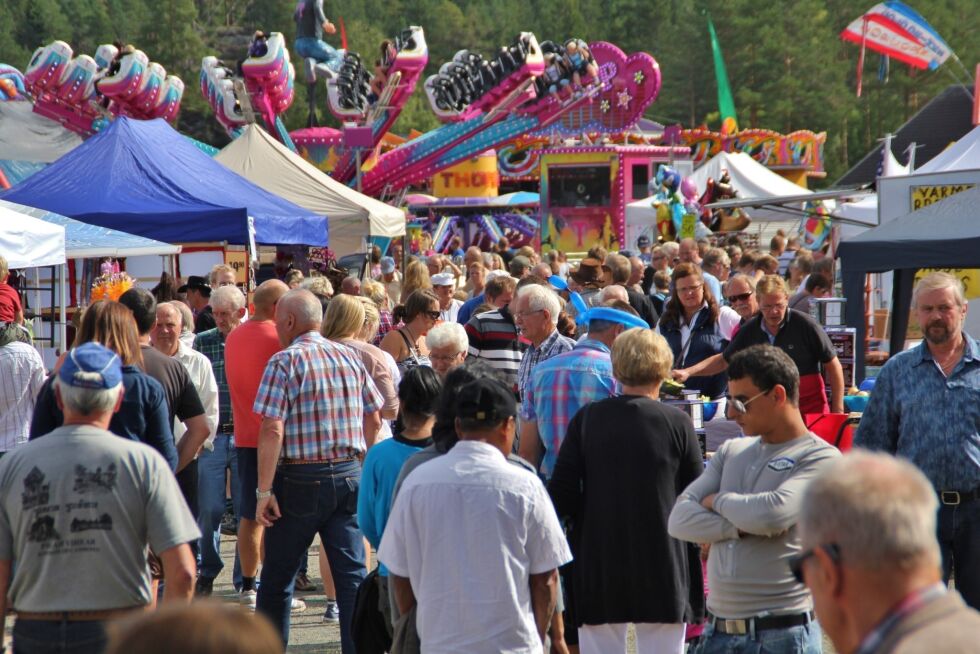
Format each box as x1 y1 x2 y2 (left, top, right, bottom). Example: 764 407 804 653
795 452 980 653
669 345 839 654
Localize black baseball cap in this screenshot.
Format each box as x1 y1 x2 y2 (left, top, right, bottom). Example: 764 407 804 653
177 275 212 296
455 378 517 423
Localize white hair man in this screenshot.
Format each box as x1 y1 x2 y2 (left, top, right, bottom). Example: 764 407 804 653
0 343 199 651
197 286 252 596
512 282 573 404
856 271 980 610
796 452 980 653
425 321 468 380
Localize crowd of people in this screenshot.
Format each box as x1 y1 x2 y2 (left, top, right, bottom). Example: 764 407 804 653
0 232 977 654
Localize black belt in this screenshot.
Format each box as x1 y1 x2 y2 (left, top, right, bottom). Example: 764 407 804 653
710 611 814 635
940 487 980 505
217 423 234 434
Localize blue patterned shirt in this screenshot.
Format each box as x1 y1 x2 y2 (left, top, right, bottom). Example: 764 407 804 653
253 331 383 460
522 339 619 479
517 329 575 404
855 334 980 491
193 328 231 427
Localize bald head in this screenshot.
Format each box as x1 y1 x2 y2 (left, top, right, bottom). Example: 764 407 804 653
151 302 183 356
597 284 628 305
275 288 323 346
253 279 288 320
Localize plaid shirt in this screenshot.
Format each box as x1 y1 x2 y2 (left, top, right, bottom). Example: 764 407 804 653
855 583 947 654
522 339 618 478
372 308 395 347
254 331 383 460
193 328 231 427
517 329 575 403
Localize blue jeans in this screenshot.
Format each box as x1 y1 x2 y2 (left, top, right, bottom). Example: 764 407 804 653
939 498 980 610
197 434 242 587
294 37 342 71
13 620 107 654
256 460 366 653
693 620 822 654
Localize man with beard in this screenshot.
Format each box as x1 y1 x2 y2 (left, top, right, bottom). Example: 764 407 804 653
856 272 980 610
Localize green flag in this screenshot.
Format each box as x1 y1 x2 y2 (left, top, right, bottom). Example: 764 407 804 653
708 16 738 134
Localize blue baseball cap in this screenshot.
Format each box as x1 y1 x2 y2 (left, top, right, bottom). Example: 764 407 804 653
575 307 650 330
59 342 123 389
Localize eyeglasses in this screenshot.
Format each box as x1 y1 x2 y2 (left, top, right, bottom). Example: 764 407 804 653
425 310 441 320
726 292 752 303
761 303 788 313
724 388 772 415
676 283 703 296
788 543 841 584
430 352 463 363
515 309 544 319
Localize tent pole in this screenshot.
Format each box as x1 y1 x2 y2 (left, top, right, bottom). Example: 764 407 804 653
58 264 67 355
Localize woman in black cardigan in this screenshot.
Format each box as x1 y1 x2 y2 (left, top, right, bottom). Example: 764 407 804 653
549 327 704 654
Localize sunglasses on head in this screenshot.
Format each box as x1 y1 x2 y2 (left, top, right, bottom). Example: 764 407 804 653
788 543 841 584
727 292 752 303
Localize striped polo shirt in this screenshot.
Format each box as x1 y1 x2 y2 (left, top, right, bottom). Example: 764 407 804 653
464 307 526 391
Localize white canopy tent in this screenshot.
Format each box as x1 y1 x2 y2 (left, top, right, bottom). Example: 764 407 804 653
0 203 66 268
215 125 406 257
915 123 980 174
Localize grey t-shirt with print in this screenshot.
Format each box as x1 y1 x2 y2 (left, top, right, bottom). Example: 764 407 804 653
0 424 200 612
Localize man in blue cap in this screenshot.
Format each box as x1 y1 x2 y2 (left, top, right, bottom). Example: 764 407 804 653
0 343 199 653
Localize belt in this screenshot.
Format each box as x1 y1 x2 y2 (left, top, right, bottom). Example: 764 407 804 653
710 611 814 635
940 487 980 505
17 607 142 622
217 423 235 434
280 455 357 465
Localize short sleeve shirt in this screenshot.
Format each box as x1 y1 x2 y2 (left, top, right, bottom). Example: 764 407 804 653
0 424 199 611
0 284 21 323
724 309 836 376
140 345 205 426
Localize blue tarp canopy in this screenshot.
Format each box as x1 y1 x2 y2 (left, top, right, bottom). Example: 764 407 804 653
0 199 180 258
1 117 327 246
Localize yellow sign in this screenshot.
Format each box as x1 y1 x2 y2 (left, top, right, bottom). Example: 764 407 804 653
432 152 500 198
910 184 975 210
679 213 698 240
906 268 980 339
225 250 248 285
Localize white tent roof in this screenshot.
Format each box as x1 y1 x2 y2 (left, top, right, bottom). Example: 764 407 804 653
215 125 405 256
688 151 811 222
0 204 66 268
916 124 980 174
0 199 180 258
0 102 83 163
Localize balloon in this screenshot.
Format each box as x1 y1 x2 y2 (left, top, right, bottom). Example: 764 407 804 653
680 177 698 201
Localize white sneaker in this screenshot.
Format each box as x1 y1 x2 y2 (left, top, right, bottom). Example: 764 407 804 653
291 597 307 613
240 589 257 609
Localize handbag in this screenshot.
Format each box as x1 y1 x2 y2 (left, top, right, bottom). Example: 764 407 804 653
352 568 393 654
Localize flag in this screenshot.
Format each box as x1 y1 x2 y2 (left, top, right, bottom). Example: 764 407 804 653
707 17 738 135
841 2 952 71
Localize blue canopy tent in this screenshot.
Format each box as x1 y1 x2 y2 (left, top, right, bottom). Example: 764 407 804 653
1 117 327 246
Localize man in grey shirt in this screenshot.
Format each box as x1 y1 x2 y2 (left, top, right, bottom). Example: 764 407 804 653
669 344 839 654
0 343 199 654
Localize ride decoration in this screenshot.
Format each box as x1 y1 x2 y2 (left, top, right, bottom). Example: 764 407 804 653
681 126 826 177
24 41 184 135
90 260 134 303
697 170 751 233
0 65 27 101
649 164 704 241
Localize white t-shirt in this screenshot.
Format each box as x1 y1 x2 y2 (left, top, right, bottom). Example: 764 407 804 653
439 299 463 324
379 440 572 654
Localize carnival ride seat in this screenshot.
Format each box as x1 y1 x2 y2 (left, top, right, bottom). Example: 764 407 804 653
153 75 184 122
25 41 73 95
130 62 166 116
98 49 149 101
55 55 98 105
93 44 118 70
241 31 288 84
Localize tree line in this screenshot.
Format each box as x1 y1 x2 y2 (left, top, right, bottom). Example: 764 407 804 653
1 0 976 183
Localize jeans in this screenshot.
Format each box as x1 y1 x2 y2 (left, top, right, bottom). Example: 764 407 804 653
256 460 366 652
294 37 342 71
939 498 980 610
693 620 822 654
13 620 107 654
198 434 241 587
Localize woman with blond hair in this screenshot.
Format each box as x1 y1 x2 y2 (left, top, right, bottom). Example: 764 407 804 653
361 278 395 343
549 328 703 654
399 259 432 304
321 294 399 445
29 300 177 469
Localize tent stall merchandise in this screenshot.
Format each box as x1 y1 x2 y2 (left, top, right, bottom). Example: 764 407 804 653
215 124 404 258
839 186 980 380
1 117 328 248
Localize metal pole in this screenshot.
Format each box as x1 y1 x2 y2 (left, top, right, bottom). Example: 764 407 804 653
356 149 363 194
58 264 67 354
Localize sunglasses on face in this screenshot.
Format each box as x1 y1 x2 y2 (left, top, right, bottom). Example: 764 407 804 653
727 292 752 303
724 388 772 414
788 543 841 584
425 310 441 320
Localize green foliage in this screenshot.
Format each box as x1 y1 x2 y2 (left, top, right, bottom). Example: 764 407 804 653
1 0 977 184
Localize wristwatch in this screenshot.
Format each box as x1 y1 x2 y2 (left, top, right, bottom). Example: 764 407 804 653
256 488 273 500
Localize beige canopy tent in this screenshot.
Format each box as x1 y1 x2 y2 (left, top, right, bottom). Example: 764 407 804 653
215 124 405 256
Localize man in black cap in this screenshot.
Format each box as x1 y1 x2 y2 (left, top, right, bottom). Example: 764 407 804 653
178 276 216 334
379 378 572 653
